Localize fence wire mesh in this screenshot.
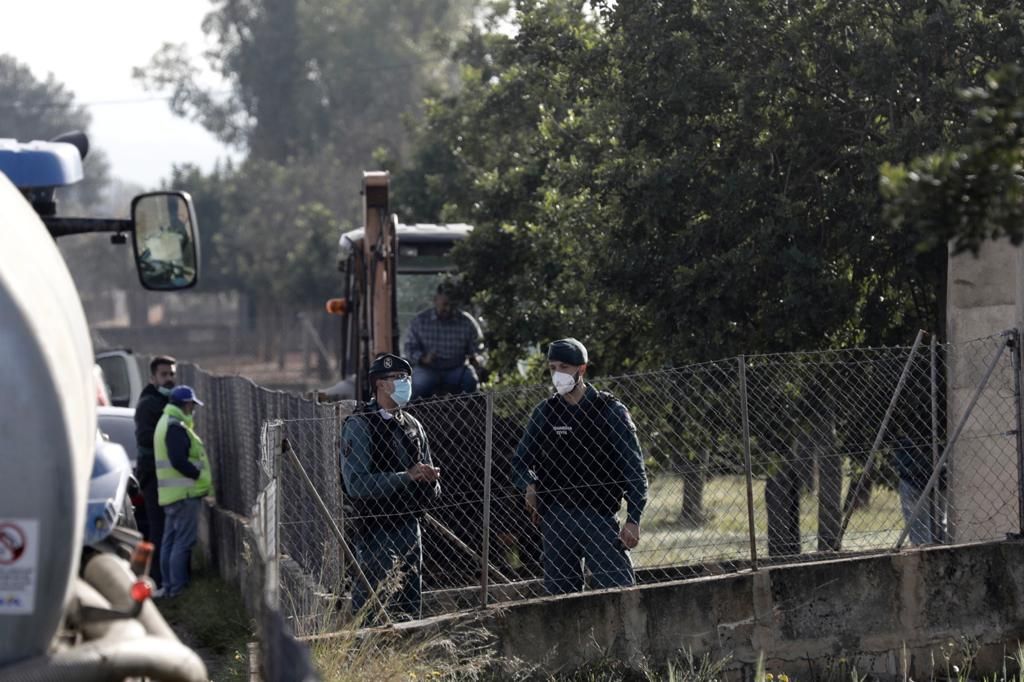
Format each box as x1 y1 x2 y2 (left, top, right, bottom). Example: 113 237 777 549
206 332 1021 635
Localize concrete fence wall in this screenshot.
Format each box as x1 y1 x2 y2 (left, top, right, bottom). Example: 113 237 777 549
418 540 1024 677
947 241 1023 542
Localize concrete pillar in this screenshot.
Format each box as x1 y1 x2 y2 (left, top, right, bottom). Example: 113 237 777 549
946 239 1023 542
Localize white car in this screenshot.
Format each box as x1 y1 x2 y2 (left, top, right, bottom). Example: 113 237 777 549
97 406 145 536
97 406 138 467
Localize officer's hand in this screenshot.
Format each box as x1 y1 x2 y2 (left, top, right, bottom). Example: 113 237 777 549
619 521 640 550
407 462 441 482
421 352 436 367
525 484 541 527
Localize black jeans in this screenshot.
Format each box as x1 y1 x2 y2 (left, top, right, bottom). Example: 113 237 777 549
136 448 166 588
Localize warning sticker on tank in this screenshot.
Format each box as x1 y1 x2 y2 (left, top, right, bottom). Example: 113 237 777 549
0 519 39 614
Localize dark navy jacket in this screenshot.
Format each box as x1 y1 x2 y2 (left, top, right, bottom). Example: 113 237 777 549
340 402 440 527
134 384 168 450
513 385 648 523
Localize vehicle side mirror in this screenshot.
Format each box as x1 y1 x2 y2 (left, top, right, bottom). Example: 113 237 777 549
130 192 199 290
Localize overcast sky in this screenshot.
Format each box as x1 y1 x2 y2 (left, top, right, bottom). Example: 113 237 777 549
1 0 238 189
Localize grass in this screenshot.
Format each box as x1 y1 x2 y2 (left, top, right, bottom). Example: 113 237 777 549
308 618 513 681
156 564 256 682
629 474 903 570
311 635 1024 681
311 638 1024 679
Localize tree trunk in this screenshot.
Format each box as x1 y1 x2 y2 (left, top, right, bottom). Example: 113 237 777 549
766 465 801 557
276 305 288 370
843 469 875 513
679 449 710 527
818 449 843 552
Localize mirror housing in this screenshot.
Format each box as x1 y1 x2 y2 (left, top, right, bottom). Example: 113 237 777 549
130 192 199 291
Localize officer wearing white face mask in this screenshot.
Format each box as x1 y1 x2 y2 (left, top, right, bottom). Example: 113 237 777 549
341 352 440 620
513 338 648 595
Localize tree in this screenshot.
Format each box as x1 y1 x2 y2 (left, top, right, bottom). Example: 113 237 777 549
133 0 484 349
397 1 1024 376
0 54 110 211
393 1 629 373
882 64 1024 255
136 0 479 197
0 55 124 309
391 0 1024 554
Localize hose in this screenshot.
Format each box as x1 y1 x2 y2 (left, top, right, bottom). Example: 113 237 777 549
0 552 211 681
81 552 177 640
71 578 147 642
0 636 208 682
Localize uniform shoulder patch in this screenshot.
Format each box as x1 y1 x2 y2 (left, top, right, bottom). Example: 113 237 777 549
608 400 637 433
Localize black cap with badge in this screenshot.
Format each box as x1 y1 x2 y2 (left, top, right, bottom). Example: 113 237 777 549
368 353 412 378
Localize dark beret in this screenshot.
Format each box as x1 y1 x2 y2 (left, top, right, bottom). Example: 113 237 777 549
547 338 588 366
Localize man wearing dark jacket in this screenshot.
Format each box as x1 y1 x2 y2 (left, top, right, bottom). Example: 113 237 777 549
513 338 648 595
341 353 440 621
134 355 176 592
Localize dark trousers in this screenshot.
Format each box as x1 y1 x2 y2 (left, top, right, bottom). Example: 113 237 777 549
411 364 478 399
541 505 635 594
136 447 166 588
352 517 422 622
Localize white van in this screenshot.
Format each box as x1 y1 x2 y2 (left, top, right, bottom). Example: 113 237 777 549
95 349 144 408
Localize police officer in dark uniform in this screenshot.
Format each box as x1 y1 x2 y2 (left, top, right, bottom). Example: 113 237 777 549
341 353 440 620
513 338 648 594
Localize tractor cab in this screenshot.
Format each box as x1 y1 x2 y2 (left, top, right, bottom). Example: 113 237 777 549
327 217 473 400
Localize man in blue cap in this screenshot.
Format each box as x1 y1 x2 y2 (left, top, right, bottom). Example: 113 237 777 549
154 385 212 598
341 353 441 620
513 338 648 594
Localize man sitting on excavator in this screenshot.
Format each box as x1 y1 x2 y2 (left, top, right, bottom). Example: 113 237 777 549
405 282 485 399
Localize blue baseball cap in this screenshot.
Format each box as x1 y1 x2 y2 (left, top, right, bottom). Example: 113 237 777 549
169 385 204 406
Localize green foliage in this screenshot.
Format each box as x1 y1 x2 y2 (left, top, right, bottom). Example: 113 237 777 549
209 157 343 305
396 1 1024 374
882 64 1024 255
135 0 483 310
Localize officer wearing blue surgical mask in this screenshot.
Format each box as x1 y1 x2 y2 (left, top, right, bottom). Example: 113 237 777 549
513 338 648 595
340 352 440 621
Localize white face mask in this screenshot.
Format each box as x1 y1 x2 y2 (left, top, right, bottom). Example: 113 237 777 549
552 371 578 395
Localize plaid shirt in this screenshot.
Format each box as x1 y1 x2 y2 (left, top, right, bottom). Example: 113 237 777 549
405 308 483 370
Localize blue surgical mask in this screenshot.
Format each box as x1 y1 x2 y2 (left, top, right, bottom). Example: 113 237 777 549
158 386 173 397
390 378 412 406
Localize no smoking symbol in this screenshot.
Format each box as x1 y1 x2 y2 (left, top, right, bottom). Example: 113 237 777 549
0 524 26 565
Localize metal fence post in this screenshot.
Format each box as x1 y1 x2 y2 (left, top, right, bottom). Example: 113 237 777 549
270 425 281 611
930 335 941 543
896 334 1011 549
281 438 390 624
1012 329 1024 537
480 392 495 607
839 329 926 545
738 355 758 570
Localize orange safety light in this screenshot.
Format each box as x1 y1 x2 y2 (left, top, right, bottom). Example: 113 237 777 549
326 298 349 315
130 541 155 578
130 579 153 603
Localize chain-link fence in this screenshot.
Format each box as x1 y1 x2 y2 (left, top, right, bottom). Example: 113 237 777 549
249 331 1024 634
124 351 338 671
